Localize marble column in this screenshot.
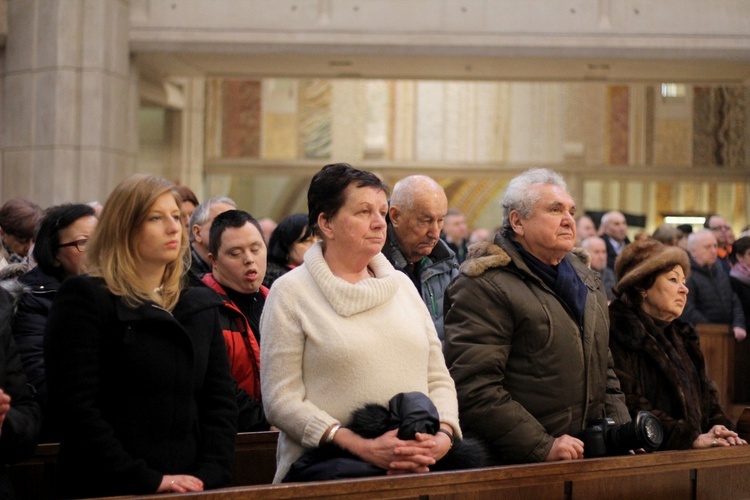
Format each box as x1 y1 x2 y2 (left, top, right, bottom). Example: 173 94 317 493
2 0 137 206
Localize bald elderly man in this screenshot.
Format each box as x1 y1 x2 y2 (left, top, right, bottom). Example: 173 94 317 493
382 175 459 341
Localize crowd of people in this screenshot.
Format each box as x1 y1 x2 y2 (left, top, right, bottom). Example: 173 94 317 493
0 165 748 497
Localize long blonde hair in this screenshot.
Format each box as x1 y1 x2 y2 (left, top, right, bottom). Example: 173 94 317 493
87 174 189 311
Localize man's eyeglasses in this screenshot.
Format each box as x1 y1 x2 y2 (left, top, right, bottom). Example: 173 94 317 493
710 225 732 232
57 239 88 252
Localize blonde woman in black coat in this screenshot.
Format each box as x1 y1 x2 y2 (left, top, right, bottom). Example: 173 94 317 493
45 174 238 498
609 239 746 450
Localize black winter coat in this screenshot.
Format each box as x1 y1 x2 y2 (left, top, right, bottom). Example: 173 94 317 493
609 299 733 450
13 266 59 439
0 286 41 499
44 276 238 498
681 258 745 329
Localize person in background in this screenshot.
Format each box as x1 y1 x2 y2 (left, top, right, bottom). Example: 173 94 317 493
652 224 680 247
581 236 616 302
187 196 236 285
258 218 278 244
382 175 458 341
13 203 97 441
469 227 492 245
174 185 199 230
729 236 750 402
600 210 630 271
0 285 41 499
0 198 42 270
681 229 746 342
45 174 237 498
261 163 460 483
444 168 629 464
575 215 597 245
263 213 318 289
443 208 470 264
676 224 693 252
705 214 734 274
202 210 270 432
608 239 746 450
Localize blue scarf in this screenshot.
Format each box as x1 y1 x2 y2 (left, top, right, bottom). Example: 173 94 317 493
514 242 588 327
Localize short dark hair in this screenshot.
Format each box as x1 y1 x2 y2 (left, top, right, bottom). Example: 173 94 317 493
209 209 263 256
307 163 388 231
267 213 313 266
0 198 43 239
734 236 750 258
33 203 96 280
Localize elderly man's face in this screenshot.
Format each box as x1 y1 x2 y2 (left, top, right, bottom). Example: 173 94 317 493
390 192 448 263
690 232 718 267
582 237 607 272
604 212 628 242
511 184 576 265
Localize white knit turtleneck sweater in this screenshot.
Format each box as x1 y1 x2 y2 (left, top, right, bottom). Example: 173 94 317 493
260 242 461 482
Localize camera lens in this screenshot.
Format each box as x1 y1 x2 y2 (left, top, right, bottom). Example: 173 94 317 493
636 411 664 451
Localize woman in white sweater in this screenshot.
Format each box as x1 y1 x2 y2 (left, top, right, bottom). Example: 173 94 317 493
260 163 461 483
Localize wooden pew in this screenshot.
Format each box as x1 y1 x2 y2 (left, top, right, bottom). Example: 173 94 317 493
125 446 750 500
7 432 280 499
696 323 734 410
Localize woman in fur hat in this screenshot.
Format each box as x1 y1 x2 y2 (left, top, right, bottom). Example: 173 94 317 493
609 239 747 450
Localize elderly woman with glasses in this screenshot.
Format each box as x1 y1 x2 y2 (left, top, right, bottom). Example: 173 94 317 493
12 203 97 441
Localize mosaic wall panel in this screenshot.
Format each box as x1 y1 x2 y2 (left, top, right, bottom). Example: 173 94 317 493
262 79 298 159
298 79 332 160
221 80 261 158
331 80 367 162
508 83 564 163
608 85 629 165
653 119 692 167
415 81 445 162
390 80 415 161
693 86 746 167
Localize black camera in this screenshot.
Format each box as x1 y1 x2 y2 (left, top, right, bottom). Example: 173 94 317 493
579 410 664 458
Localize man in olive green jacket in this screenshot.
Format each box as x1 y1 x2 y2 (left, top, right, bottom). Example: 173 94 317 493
444 168 630 464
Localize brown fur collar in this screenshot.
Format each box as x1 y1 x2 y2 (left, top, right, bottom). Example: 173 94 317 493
459 240 591 277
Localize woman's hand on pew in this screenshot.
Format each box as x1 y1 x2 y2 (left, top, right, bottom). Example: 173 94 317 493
333 427 435 473
157 474 204 493
693 425 748 448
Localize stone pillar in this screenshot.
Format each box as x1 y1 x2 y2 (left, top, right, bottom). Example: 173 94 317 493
2 0 137 206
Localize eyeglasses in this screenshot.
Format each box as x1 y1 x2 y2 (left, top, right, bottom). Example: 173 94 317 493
58 239 88 252
709 225 732 231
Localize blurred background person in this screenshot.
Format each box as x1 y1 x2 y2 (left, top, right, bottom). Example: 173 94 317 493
13 203 97 441
261 164 460 483
442 208 469 264
174 185 199 230
730 236 750 403
575 214 597 245
581 236 616 302
609 239 745 450
45 174 237 498
600 210 630 271
681 229 746 342
705 214 734 273
187 196 236 285
258 217 278 244
0 198 42 270
652 224 679 247
263 213 317 289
